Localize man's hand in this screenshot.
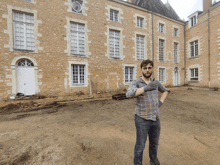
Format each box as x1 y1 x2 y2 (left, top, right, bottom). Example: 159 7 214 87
159 100 163 107
144 81 157 92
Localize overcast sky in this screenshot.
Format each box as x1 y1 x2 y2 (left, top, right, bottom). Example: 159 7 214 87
161 0 220 20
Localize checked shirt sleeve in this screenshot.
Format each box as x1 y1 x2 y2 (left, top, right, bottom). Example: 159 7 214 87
126 80 138 97
157 80 168 93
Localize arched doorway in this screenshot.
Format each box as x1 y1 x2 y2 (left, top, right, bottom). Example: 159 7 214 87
16 59 36 95
174 67 179 86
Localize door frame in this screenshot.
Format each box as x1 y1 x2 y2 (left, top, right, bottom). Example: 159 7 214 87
173 66 180 86
11 55 38 96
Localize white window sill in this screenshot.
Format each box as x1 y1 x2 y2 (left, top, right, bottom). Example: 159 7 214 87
70 84 88 87
189 80 199 83
70 54 87 57
110 56 121 60
189 56 199 59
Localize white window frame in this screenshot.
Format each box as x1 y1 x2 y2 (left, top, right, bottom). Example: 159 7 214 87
110 9 119 22
13 11 35 51
136 35 145 60
68 61 88 87
190 16 197 27
159 68 166 83
159 39 165 62
125 66 134 84
137 17 143 28
109 29 120 58
72 64 86 85
190 40 198 57
123 64 136 85
190 68 198 81
70 22 86 56
159 23 164 33
174 42 178 63
174 28 178 37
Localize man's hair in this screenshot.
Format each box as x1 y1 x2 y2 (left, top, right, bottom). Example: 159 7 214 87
140 59 154 68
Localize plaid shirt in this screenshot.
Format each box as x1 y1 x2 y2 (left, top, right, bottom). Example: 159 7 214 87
126 77 168 121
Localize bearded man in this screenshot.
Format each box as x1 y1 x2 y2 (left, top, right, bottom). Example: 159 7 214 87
126 59 168 165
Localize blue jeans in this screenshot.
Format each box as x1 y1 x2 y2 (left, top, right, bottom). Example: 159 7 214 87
134 115 161 165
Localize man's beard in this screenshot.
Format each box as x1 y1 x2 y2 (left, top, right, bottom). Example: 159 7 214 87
142 72 152 78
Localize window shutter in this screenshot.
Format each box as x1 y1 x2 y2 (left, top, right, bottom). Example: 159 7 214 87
174 43 178 63
13 12 35 50
136 35 144 60
159 39 164 62
70 22 85 55
109 30 120 58
159 68 165 82
110 10 119 22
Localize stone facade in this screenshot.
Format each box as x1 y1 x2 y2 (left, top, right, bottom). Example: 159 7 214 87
185 3 220 87
0 0 219 99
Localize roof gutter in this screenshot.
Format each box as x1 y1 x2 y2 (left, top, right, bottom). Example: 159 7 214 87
208 9 211 88
184 22 187 85
152 12 155 78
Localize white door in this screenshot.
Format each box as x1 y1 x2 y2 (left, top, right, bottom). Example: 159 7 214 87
16 59 35 95
174 68 178 86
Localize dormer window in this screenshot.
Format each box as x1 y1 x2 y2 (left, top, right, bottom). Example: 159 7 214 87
188 11 201 28
190 16 197 26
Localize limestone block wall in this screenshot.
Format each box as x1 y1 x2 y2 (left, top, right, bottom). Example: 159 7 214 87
0 0 187 100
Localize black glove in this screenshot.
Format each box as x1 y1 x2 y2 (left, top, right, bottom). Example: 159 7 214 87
144 81 157 92
159 100 163 107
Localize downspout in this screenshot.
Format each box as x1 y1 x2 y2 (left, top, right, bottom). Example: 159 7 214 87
152 12 154 78
184 22 186 85
208 9 211 88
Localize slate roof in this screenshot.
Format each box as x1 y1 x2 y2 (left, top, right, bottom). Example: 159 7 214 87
120 0 184 22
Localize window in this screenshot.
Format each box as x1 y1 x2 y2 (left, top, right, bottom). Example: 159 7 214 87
137 17 143 28
72 0 83 14
174 28 178 37
110 9 119 22
190 40 198 57
125 66 134 83
174 43 178 63
159 23 164 33
70 22 85 55
72 64 85 85
17 59 34 67
13 11 35 51
190 16 197 27
109 30 120 58
159 68 165 83
159 39 165 62
136 35 145 60
190 68 198 81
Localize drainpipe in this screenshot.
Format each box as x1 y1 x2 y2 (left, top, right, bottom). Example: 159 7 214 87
152 12 155 78
208 9 211 88
184 22 186 85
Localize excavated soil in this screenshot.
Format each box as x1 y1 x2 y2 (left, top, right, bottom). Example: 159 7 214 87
0 87 220 165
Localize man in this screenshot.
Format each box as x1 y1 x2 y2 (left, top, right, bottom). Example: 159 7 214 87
126 59 168 165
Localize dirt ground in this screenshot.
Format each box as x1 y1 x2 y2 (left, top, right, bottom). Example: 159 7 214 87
0 87 220 165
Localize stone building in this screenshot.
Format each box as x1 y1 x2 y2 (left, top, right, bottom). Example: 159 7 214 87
0 0 219 99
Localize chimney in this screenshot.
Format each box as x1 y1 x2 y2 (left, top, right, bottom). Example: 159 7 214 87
203 0 212 12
